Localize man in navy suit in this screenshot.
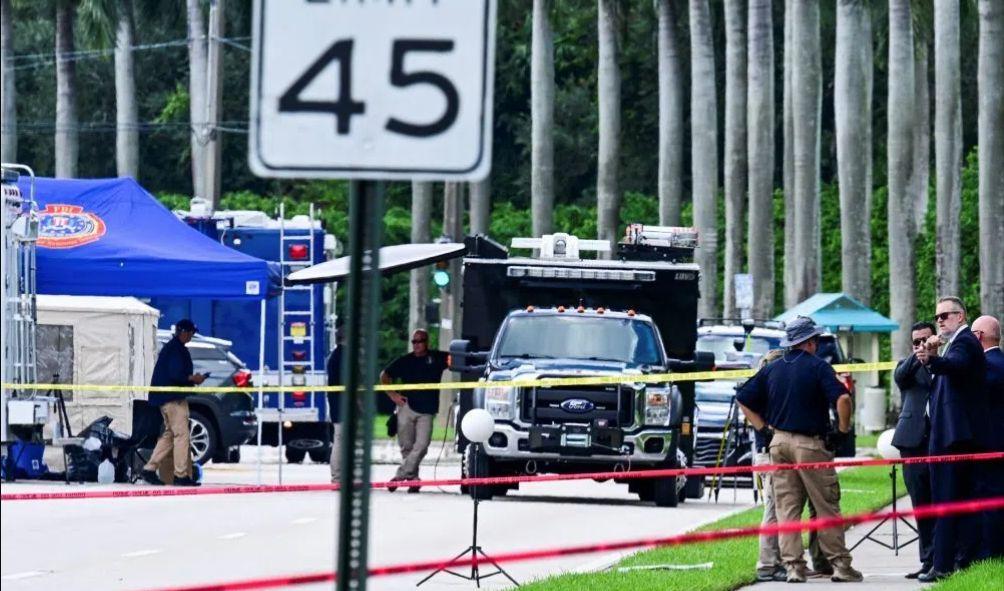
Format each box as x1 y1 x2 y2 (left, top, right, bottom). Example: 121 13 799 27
972 315 1004 558
915 297 987 581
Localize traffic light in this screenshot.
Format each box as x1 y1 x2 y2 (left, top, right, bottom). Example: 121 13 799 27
432 259 451 288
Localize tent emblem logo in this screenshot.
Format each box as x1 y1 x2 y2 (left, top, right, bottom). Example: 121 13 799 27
38 204 107 249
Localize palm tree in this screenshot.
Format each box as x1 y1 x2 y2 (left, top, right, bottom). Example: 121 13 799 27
690 0 718 319
911 42 930 232
791 0 821 304
469 179 490 235
723 0 746 319
888 0 917 361
747 0 774 318
978 0 1004 318
835 0 873 305
531 0 555 238
54 0 79 178
1 0 16 162
188 0 207 195
596 0 621 254
935 0 962 298
657 0 683 226
782 0 797 309
115 0 138 178
408 182 432 336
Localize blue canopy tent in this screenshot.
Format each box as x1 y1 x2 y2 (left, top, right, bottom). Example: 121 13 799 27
19 177 277 299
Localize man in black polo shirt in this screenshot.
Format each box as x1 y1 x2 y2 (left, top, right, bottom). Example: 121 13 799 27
381 329 449 492
737 316 861 583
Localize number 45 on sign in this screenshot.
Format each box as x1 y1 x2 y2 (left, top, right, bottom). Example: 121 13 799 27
250 0 497 181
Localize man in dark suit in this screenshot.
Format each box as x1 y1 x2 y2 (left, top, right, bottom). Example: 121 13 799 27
972 315 1004 558
892 321 936 578
326 323 344 484
915 297 987 581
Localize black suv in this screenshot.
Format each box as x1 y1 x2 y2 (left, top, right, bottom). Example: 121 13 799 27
156 331 257 464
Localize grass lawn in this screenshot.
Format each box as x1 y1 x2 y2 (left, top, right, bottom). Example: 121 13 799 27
929 559 1004 591
855 432 880 450
521 466 906 591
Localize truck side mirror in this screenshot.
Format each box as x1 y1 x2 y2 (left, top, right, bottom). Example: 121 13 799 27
449 339 487 373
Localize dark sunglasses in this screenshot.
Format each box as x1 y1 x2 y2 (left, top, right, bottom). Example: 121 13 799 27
934 311 961 322
912 338 927 347
411 339 427 344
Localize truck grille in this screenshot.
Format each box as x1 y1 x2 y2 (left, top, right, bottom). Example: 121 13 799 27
520 385 635 427
694 433 724 467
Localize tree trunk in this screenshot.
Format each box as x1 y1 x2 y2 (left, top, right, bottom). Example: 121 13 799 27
1 0 16 162
791 0 821 304
409 182 432 336
55 0 78 178
979 0 1004 318
723 0 747 319
783 0 797 309
188 0 207 196
888 0 917 362
115 0 139 178
690 0 718 319
747 0 774 318
911 43 931 233
935 0 962 299
531 0 555 237
835 0 873 305
657 0 683 226
596 0 621 254
469 178 490 235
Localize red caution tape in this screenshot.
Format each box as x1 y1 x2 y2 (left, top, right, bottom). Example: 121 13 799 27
139 496 1004 591
3 451 1002 502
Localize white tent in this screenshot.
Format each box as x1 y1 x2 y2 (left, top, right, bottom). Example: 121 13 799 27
36 295 159 436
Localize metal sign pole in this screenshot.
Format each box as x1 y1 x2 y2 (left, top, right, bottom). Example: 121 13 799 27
336 180 382 591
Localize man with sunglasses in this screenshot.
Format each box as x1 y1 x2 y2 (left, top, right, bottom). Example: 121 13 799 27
971 315 1004 559
915 297 987 581
381 329 449 492
891 321 936 578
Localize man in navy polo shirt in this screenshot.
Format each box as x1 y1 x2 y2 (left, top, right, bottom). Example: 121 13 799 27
737 316 860 583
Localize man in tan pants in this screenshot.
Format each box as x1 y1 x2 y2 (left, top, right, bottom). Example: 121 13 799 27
147 399 193 484
737 316 861 583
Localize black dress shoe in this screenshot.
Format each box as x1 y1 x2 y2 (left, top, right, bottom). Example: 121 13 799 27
905 565 931 579
140 469 164 485
917 569 950 582
172 476 201 487
386 477 402 492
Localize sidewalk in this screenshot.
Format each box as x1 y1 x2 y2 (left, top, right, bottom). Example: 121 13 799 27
738 497 930 590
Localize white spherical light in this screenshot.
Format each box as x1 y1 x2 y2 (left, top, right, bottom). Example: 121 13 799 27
461 409 495 443
877 428 900 460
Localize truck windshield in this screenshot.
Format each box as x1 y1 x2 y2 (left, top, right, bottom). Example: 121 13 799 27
496 315 662 366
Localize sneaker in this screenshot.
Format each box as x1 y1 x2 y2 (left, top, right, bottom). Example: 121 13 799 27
756 566 787 582
831 565 863 583
140 469 164 485
172 476 201 487
806 567 833 578
786 566 807 583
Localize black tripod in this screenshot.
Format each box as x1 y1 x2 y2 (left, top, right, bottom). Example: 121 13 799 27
417 443 518 588
849 464 918 554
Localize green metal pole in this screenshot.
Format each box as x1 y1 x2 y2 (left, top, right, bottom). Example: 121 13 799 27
336 180 383 591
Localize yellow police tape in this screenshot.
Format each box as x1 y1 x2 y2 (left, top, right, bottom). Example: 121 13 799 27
0 361 896 395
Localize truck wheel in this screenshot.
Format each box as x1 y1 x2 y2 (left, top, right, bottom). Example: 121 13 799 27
684 475 705 499
634 481 655 502
466 445 495 501
284 447 306 463
308 445 331 464
652 476 680 507
188 410 218 466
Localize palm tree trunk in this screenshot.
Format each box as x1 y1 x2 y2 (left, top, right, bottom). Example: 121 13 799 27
469 179 490 235
911 43 931 233
531 0 555 237
888 0 917 362
1 0 16 162
115 0 139 178
55 0 78 178
723 0 746 319
187 0 207 195
782 0 797 309
596 0 621 254
979 0 1004 318
935 0 962 299
791 0 821 304
835 0 873 305
409 182 432 336
747 0 774 319
657 0 683 226
690 0 718 319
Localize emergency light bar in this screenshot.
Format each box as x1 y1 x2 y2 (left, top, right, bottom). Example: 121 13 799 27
622 224 699 249
506 266 655 282
511 233 610 260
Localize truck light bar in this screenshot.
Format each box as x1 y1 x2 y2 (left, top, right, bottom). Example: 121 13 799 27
622 223 699 249
506 266 655 282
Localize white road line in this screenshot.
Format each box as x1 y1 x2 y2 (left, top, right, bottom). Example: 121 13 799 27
291 517 317 525
217 532 247 540
121 549 162 558
1 571 47 581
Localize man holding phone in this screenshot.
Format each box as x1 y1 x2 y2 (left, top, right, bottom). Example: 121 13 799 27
140 319 206 487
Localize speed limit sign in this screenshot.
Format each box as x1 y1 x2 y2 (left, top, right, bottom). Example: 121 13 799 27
249 0 497 181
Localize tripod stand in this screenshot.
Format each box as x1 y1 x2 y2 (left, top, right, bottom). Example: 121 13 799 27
416 443 519 588
709 394 755 503
849 464 918 554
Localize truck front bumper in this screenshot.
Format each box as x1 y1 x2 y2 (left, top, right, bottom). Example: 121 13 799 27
483 422 676 466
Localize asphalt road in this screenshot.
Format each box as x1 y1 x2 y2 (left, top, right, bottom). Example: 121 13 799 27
1 447 754 591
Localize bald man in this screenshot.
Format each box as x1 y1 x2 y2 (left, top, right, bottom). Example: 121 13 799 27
972 315 1004 559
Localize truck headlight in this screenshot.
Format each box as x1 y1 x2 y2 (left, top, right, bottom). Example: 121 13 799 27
484 385 515 419
644 388 672 426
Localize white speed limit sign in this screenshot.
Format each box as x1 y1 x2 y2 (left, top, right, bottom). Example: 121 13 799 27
250 0 497 181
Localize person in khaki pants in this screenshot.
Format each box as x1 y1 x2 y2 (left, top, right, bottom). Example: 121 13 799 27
140 320 205 487
737 316 861 583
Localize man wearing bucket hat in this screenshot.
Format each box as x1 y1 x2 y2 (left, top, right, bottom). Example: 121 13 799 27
737 316 860 583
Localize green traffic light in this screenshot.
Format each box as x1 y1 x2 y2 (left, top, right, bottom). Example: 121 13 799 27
433 269 451 288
